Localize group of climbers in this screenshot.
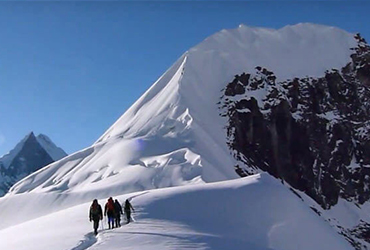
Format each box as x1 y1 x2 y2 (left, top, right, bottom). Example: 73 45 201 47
89 197 135 235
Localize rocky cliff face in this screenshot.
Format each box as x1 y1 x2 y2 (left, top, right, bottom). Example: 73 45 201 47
219 34 370 249
0 132 67 196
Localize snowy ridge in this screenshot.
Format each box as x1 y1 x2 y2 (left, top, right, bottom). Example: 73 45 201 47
0 174 353 250
97 54 188 143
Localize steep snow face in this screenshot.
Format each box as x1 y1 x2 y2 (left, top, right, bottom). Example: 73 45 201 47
0 174 353 250
0 23 358 233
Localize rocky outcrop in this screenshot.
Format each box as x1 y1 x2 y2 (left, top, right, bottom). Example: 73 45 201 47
220 34 370 209
219 35 370 248
219 35 370 249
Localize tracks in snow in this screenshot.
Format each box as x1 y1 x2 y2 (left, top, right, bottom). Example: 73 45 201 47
70 232 97 250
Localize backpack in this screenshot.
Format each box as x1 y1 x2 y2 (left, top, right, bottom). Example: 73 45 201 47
91 204 100 215
124 201 131 211
115 201 122 213
107 200 115 212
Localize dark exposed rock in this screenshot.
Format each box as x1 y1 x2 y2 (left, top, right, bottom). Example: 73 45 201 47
219 34 370 248
351 221 370 245
310 206 321 216
335 221 370 250
220 34 370 210
224 75 247 96
338 225 365 250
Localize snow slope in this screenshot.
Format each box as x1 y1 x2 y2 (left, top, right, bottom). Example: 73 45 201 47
0 174 352 250
0 137 203 229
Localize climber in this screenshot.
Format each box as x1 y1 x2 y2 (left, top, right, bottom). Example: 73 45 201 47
89 199 103 235
124 199 135 224
104 197 116 229
114 199 123 227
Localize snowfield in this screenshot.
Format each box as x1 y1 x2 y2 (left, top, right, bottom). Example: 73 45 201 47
0 174 352 250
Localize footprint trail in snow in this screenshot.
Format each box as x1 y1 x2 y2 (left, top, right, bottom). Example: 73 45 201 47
70 232 97 250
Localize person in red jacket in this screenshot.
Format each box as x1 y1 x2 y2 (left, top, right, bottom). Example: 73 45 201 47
89 199 103 235
104 197 116 229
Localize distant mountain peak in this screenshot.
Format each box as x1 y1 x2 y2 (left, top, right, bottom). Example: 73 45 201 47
0 132 67 196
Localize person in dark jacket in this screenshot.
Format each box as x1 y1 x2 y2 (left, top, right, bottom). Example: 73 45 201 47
104 197 116 229
89 199 103 235
114 199 123 227
124 199 135 224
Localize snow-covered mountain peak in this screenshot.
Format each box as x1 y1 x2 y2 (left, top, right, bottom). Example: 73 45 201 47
0 132 67 196
0 132 66 168
97 23 357 148
0 132 36 169
83 25 362 197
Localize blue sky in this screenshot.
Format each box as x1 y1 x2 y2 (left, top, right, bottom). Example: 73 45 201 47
0 1 369 156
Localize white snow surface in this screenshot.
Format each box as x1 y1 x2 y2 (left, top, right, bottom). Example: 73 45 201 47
0 23 360 249
0 174 352 250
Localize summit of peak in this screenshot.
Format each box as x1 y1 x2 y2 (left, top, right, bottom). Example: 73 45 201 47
97 23 358 144
25 131 35 139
